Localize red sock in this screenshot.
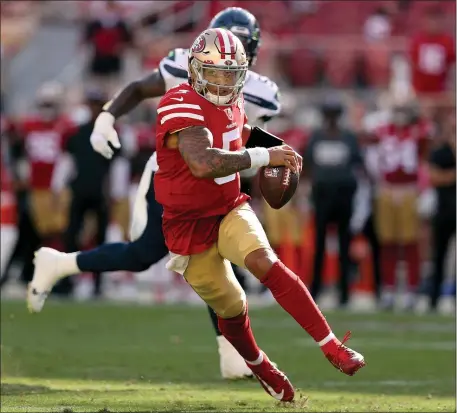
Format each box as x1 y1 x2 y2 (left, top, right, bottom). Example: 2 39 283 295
403 243 420 290
381 244 398 288
217 306 261 362
261 260 332 343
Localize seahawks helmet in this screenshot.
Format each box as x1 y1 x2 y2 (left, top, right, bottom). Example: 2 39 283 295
208 7 261 67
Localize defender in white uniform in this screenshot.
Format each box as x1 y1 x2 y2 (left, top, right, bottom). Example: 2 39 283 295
29 7 282 379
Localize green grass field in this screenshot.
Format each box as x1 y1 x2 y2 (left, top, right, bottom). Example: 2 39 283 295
1 300 455 412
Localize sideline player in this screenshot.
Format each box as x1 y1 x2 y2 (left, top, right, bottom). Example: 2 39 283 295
29 8 280 379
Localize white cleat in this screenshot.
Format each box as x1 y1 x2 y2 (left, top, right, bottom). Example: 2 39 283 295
27 247 77 313
217 335 254 379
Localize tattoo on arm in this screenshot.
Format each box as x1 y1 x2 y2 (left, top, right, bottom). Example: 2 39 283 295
104 69 166 118
178 126 251 178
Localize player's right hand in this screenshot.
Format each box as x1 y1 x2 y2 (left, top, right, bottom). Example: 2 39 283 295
267 145 301 174
90 112 121 159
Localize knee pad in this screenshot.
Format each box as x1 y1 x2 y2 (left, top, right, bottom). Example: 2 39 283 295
216 294 246 319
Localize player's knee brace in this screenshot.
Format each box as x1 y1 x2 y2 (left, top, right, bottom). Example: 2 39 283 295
217 296 246 319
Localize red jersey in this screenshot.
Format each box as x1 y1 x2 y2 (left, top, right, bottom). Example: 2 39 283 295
410 33 455 94
154 84 249 255
374 120 432 185
17 115 75 189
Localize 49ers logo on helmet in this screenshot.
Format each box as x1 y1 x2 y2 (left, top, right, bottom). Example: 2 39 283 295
192 35 206 53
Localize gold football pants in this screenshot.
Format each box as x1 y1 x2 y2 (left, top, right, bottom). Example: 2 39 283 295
183 202 271 318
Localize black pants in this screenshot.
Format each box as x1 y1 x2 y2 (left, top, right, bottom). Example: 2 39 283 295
430 213 456 309
89 54 121 76
311 186 355 305
1 205 41 287
54 194 109 296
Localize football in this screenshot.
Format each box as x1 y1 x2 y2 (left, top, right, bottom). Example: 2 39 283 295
259 166 299 209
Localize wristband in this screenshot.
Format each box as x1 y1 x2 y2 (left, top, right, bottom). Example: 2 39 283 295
247 147 270 168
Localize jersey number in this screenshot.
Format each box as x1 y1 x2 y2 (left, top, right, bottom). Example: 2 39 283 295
214 129 240 185
379 138 418 174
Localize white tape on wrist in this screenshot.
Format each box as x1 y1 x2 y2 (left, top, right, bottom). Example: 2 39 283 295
247 147 270 169
95 112 115 132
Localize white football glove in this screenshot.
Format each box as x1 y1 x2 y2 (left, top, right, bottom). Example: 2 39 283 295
90 112 121 159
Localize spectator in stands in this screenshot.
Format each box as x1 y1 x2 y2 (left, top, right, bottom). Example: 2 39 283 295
427 113 456 311
303 98 364 308
51 89 130 298
364 7 392 43
410 6 455 96
83 0 133 94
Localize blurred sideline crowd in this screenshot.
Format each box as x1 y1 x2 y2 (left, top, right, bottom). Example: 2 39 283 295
0 0 455 313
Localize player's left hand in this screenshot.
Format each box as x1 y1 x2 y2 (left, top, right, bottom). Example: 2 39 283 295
281 145 303 174
294 147 303 174
90 112 121 159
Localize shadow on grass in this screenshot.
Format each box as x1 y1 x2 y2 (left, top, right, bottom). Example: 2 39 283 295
1 383 63 395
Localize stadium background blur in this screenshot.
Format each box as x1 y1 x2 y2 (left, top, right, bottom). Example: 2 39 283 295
0 0 455 311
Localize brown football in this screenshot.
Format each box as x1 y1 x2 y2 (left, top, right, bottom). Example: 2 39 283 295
259 166 299 209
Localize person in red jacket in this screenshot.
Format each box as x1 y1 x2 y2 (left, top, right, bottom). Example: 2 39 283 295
410 6 455 96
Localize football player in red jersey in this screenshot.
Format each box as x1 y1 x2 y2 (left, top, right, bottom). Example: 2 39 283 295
153 29 364 402
29 28 366 400
370 91 432 310
14 82 75 245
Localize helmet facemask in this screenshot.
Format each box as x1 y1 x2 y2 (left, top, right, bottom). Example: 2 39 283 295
188 29 248 106
190 58 247 106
